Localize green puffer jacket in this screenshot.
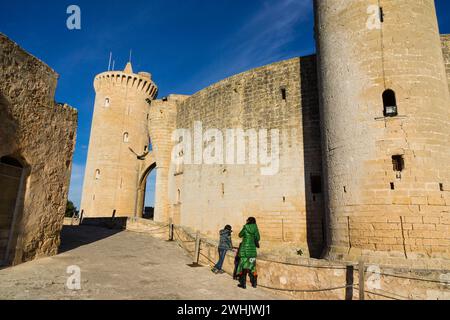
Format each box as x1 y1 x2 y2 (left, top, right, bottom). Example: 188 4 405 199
238 223 261 258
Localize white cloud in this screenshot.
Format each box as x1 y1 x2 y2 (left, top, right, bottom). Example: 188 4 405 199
175 0 313 93
225 0 312 71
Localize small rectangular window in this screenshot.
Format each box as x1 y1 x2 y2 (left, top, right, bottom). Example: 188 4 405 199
281 88 287 100
380 7 384 23
311 176 322 194
440 183 444 192
392 155 404 172
390 182 395 190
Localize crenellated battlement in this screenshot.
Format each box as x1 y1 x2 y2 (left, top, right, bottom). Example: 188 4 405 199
94 69 158 98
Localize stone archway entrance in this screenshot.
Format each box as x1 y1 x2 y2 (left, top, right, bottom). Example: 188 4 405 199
136 159 157 219
0 156 25 265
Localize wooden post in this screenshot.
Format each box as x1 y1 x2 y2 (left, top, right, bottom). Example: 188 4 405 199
345 265 354 300
193 231 201 265
359 260 365 300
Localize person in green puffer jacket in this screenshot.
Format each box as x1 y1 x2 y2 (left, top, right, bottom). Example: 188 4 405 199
236 217 260 289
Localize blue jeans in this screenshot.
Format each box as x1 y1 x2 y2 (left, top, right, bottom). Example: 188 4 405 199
214 249 228 270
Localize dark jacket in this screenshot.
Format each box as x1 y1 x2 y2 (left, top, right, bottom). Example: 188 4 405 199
218 229 233 250
238 224 260 258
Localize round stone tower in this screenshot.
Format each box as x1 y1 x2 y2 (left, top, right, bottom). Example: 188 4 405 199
315 0 450 265
80 63 158 218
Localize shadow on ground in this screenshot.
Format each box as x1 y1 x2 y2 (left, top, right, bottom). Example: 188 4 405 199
58 225 123 253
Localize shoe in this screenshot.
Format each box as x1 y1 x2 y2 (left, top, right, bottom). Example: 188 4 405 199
249 274 258 288
218 270 225 274
211 268 218 273
238 283 246 289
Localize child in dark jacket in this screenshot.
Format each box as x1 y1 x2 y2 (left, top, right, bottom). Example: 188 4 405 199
212 225 233 274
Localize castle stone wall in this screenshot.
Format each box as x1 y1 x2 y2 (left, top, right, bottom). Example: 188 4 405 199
315 0 450 267
141 95 189 222
173 57 325 257
442 35 450 92
0 33 77 265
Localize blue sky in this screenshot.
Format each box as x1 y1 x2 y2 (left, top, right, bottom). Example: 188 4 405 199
1 0 449 208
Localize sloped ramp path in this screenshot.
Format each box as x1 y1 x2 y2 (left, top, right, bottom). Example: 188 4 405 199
0 226 286 300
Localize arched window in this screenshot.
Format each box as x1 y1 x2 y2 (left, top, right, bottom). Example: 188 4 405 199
123 132 129 143
383 89 398 117
104 98 110 108
95 169 101 180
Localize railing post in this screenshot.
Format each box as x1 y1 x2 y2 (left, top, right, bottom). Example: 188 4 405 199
79 209 84 225
168 218 174 241
108 209 116 229
71 211 77 226
359 260 365 300
193 231 201 266
345 265 354 300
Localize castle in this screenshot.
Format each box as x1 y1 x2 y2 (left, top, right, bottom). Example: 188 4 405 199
80 0 450 267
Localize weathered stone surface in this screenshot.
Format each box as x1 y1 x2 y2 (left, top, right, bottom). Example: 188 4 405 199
315 0 450 265
442 34 450 92
131 219 450 300
0 33 77 266
80 64 158 218
0 225 284 300
172 57 325 258
80 1 450 268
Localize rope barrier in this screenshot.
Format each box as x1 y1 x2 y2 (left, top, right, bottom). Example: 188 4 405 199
258 257 348 270
353 284 410 301
370 271 450 285
364 290 404 301
168 225 448 299
172 229 196 254
132 229 167 235
174 229 196 243
258 284 354 293
200 252 217 266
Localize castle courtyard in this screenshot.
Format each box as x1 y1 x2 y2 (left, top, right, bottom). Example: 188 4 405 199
1 0 450 303
0 226 282 300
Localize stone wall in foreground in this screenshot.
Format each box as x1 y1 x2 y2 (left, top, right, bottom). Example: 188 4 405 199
0 33 77 265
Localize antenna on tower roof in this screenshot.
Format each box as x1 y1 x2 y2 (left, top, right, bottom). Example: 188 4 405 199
108 52 112 71
129 49 133 64
112 60 115 71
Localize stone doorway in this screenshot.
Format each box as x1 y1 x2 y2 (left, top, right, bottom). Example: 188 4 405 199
137 162 157 220
0 157 24 265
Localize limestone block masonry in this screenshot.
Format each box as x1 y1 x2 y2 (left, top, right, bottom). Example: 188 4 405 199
173 57 325 258
315 0 450 266
80 63 158 218
443 35 450 92
80 1 450 267
0 33 77 266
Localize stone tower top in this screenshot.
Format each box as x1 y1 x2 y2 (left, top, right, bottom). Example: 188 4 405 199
93 63 158 99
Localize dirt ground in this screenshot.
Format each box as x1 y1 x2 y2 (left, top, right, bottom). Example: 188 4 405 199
0 226 285 300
